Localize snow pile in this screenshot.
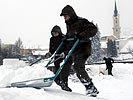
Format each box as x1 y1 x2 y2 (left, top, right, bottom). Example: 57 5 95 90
85 63 133 79
0 59 133 100
3 58 27 69
0 59 54 87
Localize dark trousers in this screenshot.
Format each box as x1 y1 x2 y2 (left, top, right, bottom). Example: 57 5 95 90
73 54 91 83
59 53 92 85
107 66 113 76
54 57 72 84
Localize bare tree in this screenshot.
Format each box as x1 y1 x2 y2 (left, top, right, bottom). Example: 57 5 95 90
14 37 23 55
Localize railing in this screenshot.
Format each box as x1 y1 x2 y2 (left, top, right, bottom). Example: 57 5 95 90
86 60 133 65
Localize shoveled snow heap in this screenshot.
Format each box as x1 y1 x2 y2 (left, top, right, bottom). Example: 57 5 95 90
0 58 133 100
0 59 54 87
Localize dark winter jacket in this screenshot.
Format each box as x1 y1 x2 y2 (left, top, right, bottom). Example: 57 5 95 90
103 57 114 69
49 25 64 54
60 5 98 56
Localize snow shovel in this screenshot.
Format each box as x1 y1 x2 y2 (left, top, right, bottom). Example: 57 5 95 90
43 39 79 87
29 56 42 66
11 41 64 88
11 39 79 88
45 38 77 68
29 41 64 66
45 37 77 66
11 77 53 88
44 41 64 68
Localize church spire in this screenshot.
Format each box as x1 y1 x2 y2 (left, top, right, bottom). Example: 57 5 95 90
114 1 118 17
112 0 121 39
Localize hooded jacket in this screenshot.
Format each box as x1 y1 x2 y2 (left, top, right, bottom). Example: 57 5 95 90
60 5 98 56
103 57 114 68
49 25 64 54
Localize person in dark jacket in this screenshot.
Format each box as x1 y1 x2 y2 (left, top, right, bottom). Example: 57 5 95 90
45 25 64 58
103 57 114 76
59 5 99 96
44 25 65 86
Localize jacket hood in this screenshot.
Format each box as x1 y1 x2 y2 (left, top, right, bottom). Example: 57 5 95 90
60 5 77 19
51 25 62 36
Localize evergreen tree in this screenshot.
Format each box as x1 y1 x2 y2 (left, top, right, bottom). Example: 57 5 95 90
107 39 118 57
112 40 118 57
87 30 102 64
107 39 112 57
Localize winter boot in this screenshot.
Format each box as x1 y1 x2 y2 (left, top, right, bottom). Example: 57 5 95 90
54 77 61 86
60 80 72 92
55 79 61 86
85 81 99 97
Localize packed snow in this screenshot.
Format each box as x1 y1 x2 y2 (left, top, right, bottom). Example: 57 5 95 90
0 59 133 100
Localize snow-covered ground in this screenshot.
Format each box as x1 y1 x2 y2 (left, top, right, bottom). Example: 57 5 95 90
0 59 133 100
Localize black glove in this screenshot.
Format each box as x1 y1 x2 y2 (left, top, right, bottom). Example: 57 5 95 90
75 33 81 40
43 52 52 59
62 36 67 42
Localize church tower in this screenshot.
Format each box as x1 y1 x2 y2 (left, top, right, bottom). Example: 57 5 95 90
112 1 121 39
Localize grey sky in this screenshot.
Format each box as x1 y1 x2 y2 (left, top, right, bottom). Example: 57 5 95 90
0 0 132 48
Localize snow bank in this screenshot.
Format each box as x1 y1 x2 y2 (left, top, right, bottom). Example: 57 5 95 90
3 58 27 69
0 59 133 100
0 59 54 87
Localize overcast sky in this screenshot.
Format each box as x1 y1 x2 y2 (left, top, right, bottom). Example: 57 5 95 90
0 0 133 49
